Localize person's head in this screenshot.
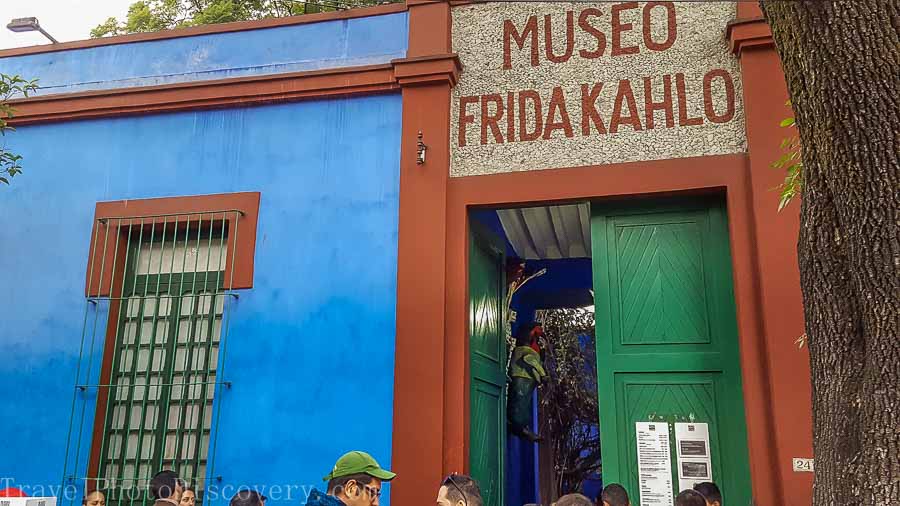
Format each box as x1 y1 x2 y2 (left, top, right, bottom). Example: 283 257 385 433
150 470 184 502
515 323 543 347
554 493 592 506
230 490 265 506
693 482 722 506
675 490 707 506
180 488 196 506
436 474 482 506
83 490 106 506
327 474 380 506
599 484 630 506
324 451 395 506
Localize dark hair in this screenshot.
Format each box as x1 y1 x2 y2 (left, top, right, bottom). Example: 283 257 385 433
515 323 540 347
82 490 104 506
230 490 266 506
555 493 592 506
327 474 375 496
693 482 721 503
600 484 629 506
150 470 182 500
441 474 482 506
675 490 707 506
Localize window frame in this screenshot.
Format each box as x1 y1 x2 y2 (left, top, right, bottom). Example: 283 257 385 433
84 193 260 499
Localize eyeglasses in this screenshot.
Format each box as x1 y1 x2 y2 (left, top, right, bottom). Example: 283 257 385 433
443 474 468 506
363 485 381 499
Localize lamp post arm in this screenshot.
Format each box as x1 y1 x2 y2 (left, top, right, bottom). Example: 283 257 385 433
37 25 58 44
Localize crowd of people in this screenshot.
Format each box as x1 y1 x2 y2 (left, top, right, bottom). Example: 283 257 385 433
67 451 467 506
0 449 724 506
552 480 722 506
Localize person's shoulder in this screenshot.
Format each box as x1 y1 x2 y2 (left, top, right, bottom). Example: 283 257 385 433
305 489 345 506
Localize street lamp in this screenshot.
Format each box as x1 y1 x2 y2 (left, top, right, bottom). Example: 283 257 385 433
7 17 59 44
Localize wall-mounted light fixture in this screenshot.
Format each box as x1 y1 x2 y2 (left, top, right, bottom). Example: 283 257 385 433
416 131 428 165
7 17 59 44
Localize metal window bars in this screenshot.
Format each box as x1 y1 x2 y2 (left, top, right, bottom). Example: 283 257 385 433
61 211 243 506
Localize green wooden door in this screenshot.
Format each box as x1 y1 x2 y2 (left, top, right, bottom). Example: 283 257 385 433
592 199 752 505
469 225 507 506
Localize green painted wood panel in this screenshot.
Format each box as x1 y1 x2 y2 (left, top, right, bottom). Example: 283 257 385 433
592 199 752 506
614 217 710 345
469 225 506 506
616 374 723 501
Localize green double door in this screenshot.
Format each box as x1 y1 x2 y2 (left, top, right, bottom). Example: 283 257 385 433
592 199 752 505
469 198 752 506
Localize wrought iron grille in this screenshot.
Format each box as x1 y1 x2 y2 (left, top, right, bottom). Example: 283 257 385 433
62 211 243 506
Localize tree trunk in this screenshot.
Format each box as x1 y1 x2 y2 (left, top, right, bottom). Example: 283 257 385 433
759 1 900 504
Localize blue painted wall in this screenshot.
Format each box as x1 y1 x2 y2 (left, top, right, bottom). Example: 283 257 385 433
0 95 402 506
0 12 408 96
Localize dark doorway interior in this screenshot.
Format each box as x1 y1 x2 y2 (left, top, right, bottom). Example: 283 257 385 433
470 205 600 506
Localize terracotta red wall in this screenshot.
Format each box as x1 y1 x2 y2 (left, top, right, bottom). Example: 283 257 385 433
731 5 814 506
390 3 456 506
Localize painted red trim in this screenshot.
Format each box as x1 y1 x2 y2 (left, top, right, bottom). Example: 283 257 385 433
8 64 399 125
392 54 461 87
442 154 785 505
0 3 408 58
85 192 261 296
726 17 774 55
391 1 453 506
7 56 462 125
737 39 812 506
406 1 452 58
87 242 130 485
736 2 764 21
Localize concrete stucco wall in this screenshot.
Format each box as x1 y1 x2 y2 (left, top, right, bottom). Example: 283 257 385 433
450 1 745 177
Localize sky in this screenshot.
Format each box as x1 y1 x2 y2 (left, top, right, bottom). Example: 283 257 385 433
0 0 134 50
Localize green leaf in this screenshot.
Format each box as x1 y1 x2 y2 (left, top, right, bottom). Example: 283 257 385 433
778 193 792 212
0 176 8 185
780 117 795 127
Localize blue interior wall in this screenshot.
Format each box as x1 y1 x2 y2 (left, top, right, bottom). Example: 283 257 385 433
0 95 402 505
0 12 408 96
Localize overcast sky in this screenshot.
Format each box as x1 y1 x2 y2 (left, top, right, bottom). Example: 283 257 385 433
1 0 134 50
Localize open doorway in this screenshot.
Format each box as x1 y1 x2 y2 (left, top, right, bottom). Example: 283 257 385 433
468 197 756 506
469 202 600 506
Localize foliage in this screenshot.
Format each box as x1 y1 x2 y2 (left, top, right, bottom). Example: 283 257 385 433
0 74 39 185
772 101 803 211
91 0 400 37
537 307 601 497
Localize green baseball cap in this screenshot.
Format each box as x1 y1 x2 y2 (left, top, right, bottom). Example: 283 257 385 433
323 451 396 482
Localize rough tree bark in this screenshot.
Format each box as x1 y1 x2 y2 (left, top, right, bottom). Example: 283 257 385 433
760 1 899 504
